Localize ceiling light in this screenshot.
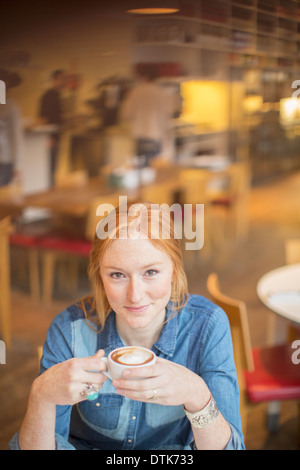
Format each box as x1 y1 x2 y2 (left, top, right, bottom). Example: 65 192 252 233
127 8 179 14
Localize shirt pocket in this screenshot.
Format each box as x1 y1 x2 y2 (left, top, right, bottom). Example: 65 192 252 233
78 394 123 431
146 403 186 428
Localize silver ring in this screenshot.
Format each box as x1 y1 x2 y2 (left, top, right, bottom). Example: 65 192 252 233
81 383 99 401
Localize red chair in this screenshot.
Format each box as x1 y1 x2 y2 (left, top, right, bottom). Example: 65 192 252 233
207 273 300 444
10 228 43 302
38 194 120 304
38 234 92 304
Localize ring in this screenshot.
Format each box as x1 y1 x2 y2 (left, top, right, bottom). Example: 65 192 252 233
152 389 159 401
81 383 99 401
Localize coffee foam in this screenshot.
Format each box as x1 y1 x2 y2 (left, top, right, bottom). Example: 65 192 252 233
112 347 153 366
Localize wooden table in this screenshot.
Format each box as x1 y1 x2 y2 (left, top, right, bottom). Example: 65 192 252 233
0 168 180 219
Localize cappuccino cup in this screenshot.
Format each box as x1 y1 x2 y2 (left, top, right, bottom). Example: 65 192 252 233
102 346 156 380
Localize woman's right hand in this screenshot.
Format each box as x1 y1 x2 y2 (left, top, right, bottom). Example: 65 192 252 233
32 349 108 406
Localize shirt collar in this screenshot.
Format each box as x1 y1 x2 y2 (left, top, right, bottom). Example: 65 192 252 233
97 302 179 358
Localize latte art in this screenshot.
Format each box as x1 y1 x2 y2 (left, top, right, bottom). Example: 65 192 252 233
111 347 154 366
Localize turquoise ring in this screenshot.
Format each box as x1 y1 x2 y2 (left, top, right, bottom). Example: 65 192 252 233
83 383 99 401
86 391 99 401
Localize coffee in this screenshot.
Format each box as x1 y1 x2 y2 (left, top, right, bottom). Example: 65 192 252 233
111 347 154 366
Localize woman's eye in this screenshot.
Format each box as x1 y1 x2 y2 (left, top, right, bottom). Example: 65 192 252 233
110 272 124 279
145 269 158 277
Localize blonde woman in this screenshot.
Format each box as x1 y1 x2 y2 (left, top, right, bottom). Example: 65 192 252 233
10 201 244 450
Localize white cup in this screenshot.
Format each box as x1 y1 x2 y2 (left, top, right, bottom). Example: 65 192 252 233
102 346 156 380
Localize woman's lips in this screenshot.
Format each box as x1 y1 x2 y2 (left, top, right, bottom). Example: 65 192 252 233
124 305 150 312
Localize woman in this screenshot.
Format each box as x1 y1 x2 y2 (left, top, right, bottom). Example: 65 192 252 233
10 200 244 450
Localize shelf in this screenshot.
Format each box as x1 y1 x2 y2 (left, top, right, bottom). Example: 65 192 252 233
131 1 300 77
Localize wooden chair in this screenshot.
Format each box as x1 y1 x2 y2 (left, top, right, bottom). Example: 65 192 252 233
207 272 300 443
55 170 89 189
0 182 22 201
179 168 217 257
208 161 252 241
284 238 300 342
140 179 177 206
10 225 41 303
0 217 12 348
0 182 42 302
39 193 120 304
285 238 300 266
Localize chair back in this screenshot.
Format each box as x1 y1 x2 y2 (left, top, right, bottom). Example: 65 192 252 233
179 169 210 205
0 216 12 347
228 161 252 199
206 273 255 434
207 273 254 375
140 179 177 206
55 170 89 189
0 182 22 201
284 239 300 341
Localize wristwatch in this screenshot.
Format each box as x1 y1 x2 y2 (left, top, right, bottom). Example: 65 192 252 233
185 396 219 428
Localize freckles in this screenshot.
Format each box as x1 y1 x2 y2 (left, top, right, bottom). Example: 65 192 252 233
151 278 172 300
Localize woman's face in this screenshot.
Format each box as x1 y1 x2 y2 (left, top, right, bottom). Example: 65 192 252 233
100 237 173 331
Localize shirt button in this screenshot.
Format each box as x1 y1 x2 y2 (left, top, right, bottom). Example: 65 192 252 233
128 439 132 443
131 416 136 420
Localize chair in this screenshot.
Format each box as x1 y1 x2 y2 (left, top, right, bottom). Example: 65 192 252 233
39 193 120 304
10 227 41 303
0 217 12 348
285 238 300 266
179 168 219 256
208 161 251 241
0 182 42 301
206 272 300 443
140 179 177 206
284 238 300 342
0 182 22 201
55 170 89 189
0 182 23 219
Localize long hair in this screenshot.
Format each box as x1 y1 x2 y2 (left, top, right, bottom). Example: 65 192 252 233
80 200 188 331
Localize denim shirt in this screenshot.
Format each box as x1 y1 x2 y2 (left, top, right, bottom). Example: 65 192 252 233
9 295 245 450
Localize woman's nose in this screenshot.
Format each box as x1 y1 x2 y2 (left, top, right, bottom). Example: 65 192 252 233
127 277 143 304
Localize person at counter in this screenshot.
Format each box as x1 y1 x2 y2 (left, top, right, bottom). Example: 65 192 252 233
0 69 23 186
120 66 173 166
38 69 65 184
9 201 244 450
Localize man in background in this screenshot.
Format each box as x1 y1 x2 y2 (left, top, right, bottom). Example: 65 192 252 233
39 69 65 184
121 66 174 167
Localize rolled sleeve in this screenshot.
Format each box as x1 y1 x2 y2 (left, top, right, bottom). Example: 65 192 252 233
8 431 75 450
224 424 245 450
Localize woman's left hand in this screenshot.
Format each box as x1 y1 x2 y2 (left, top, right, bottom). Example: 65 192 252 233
111 357 210 411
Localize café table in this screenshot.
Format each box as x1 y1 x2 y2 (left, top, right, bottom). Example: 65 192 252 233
257 263 300 325
257 263 300 429
0 167 181 219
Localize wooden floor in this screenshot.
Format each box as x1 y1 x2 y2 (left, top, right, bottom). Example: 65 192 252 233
1 170 300 450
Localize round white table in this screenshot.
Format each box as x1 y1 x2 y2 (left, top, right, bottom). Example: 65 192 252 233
257 263 300 431
257 263 300 325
